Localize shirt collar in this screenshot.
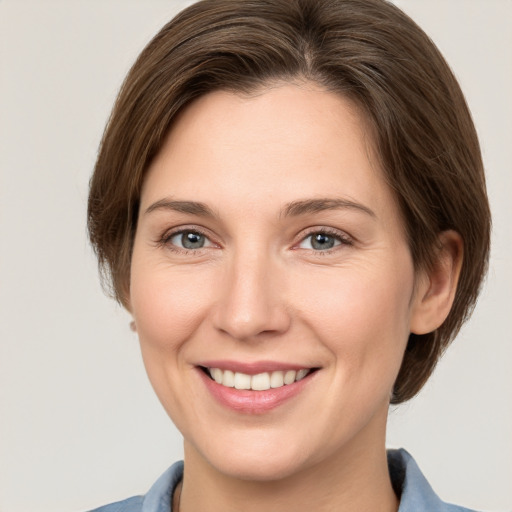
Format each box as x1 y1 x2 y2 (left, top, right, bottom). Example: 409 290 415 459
388 448 449 511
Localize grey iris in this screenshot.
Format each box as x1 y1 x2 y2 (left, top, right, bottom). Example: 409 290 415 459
182 232 205 249
311 233 335 250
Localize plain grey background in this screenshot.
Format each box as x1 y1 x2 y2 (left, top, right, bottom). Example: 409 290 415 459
0 1 511 511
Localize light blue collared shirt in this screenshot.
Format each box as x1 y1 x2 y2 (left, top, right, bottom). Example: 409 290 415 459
89 449 480 511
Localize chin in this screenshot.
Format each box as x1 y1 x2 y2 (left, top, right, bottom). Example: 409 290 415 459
189 428 319 483
212 451 311 482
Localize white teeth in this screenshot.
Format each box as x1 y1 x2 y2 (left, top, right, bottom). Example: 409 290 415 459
284 370 296 385
296 369 308 381
270 371 284 388
211 368 223 384
208 367 311 391
251 372 271 391
222 369 235 387
234 372 251 390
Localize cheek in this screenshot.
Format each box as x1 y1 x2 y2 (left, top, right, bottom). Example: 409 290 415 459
292 259 414 385
130 260 212 351
129 257 214 425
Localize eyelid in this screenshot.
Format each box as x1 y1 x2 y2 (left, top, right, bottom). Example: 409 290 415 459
169 230 214 248
157 225 219 253
155 224 353 254
294 226 354 251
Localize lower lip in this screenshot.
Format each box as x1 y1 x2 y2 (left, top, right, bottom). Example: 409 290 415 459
198 369 315 414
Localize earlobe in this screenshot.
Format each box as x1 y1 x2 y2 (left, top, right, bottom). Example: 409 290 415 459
410 230 463 335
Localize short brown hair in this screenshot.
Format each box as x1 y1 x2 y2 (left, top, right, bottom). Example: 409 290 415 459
88 0 491 403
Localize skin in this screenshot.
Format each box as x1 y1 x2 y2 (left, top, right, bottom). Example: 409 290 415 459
129 83 462 512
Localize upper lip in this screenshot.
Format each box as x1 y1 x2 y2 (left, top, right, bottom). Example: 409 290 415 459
197 360 317 375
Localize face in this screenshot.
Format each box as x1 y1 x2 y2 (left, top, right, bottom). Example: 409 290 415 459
130 83 424 481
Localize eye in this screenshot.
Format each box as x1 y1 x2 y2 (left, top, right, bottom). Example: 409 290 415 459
168 230 213 250
298 230 350 251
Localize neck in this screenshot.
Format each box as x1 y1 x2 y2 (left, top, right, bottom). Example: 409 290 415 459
177 411 398 512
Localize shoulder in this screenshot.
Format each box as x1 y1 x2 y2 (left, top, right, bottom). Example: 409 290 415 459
388 449 483 512
86 461 184 512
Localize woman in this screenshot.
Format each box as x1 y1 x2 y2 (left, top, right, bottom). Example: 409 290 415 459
87 0 491 510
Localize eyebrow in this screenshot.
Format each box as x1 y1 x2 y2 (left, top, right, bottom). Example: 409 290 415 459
281 198 376 218
144 199 215 217
144 197 376 219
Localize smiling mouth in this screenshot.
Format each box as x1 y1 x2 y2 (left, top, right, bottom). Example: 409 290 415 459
202 367 317 391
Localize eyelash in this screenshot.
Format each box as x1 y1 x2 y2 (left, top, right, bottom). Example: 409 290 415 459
157 226 214 255
157 226 353 256
296 227 353 255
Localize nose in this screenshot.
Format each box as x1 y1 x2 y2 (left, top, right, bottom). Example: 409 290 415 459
211 250 291 341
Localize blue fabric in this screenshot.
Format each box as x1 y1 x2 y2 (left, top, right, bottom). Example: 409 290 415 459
88 461 183 512
88 450 480 511
388 449 480 511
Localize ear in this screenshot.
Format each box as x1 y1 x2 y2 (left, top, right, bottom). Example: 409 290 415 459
410 230 463 335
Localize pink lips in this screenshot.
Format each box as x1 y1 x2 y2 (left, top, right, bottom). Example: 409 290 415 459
196 360 317 414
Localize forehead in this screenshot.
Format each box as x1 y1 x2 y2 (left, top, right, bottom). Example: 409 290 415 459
160 83 373 166
142 83 398 225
